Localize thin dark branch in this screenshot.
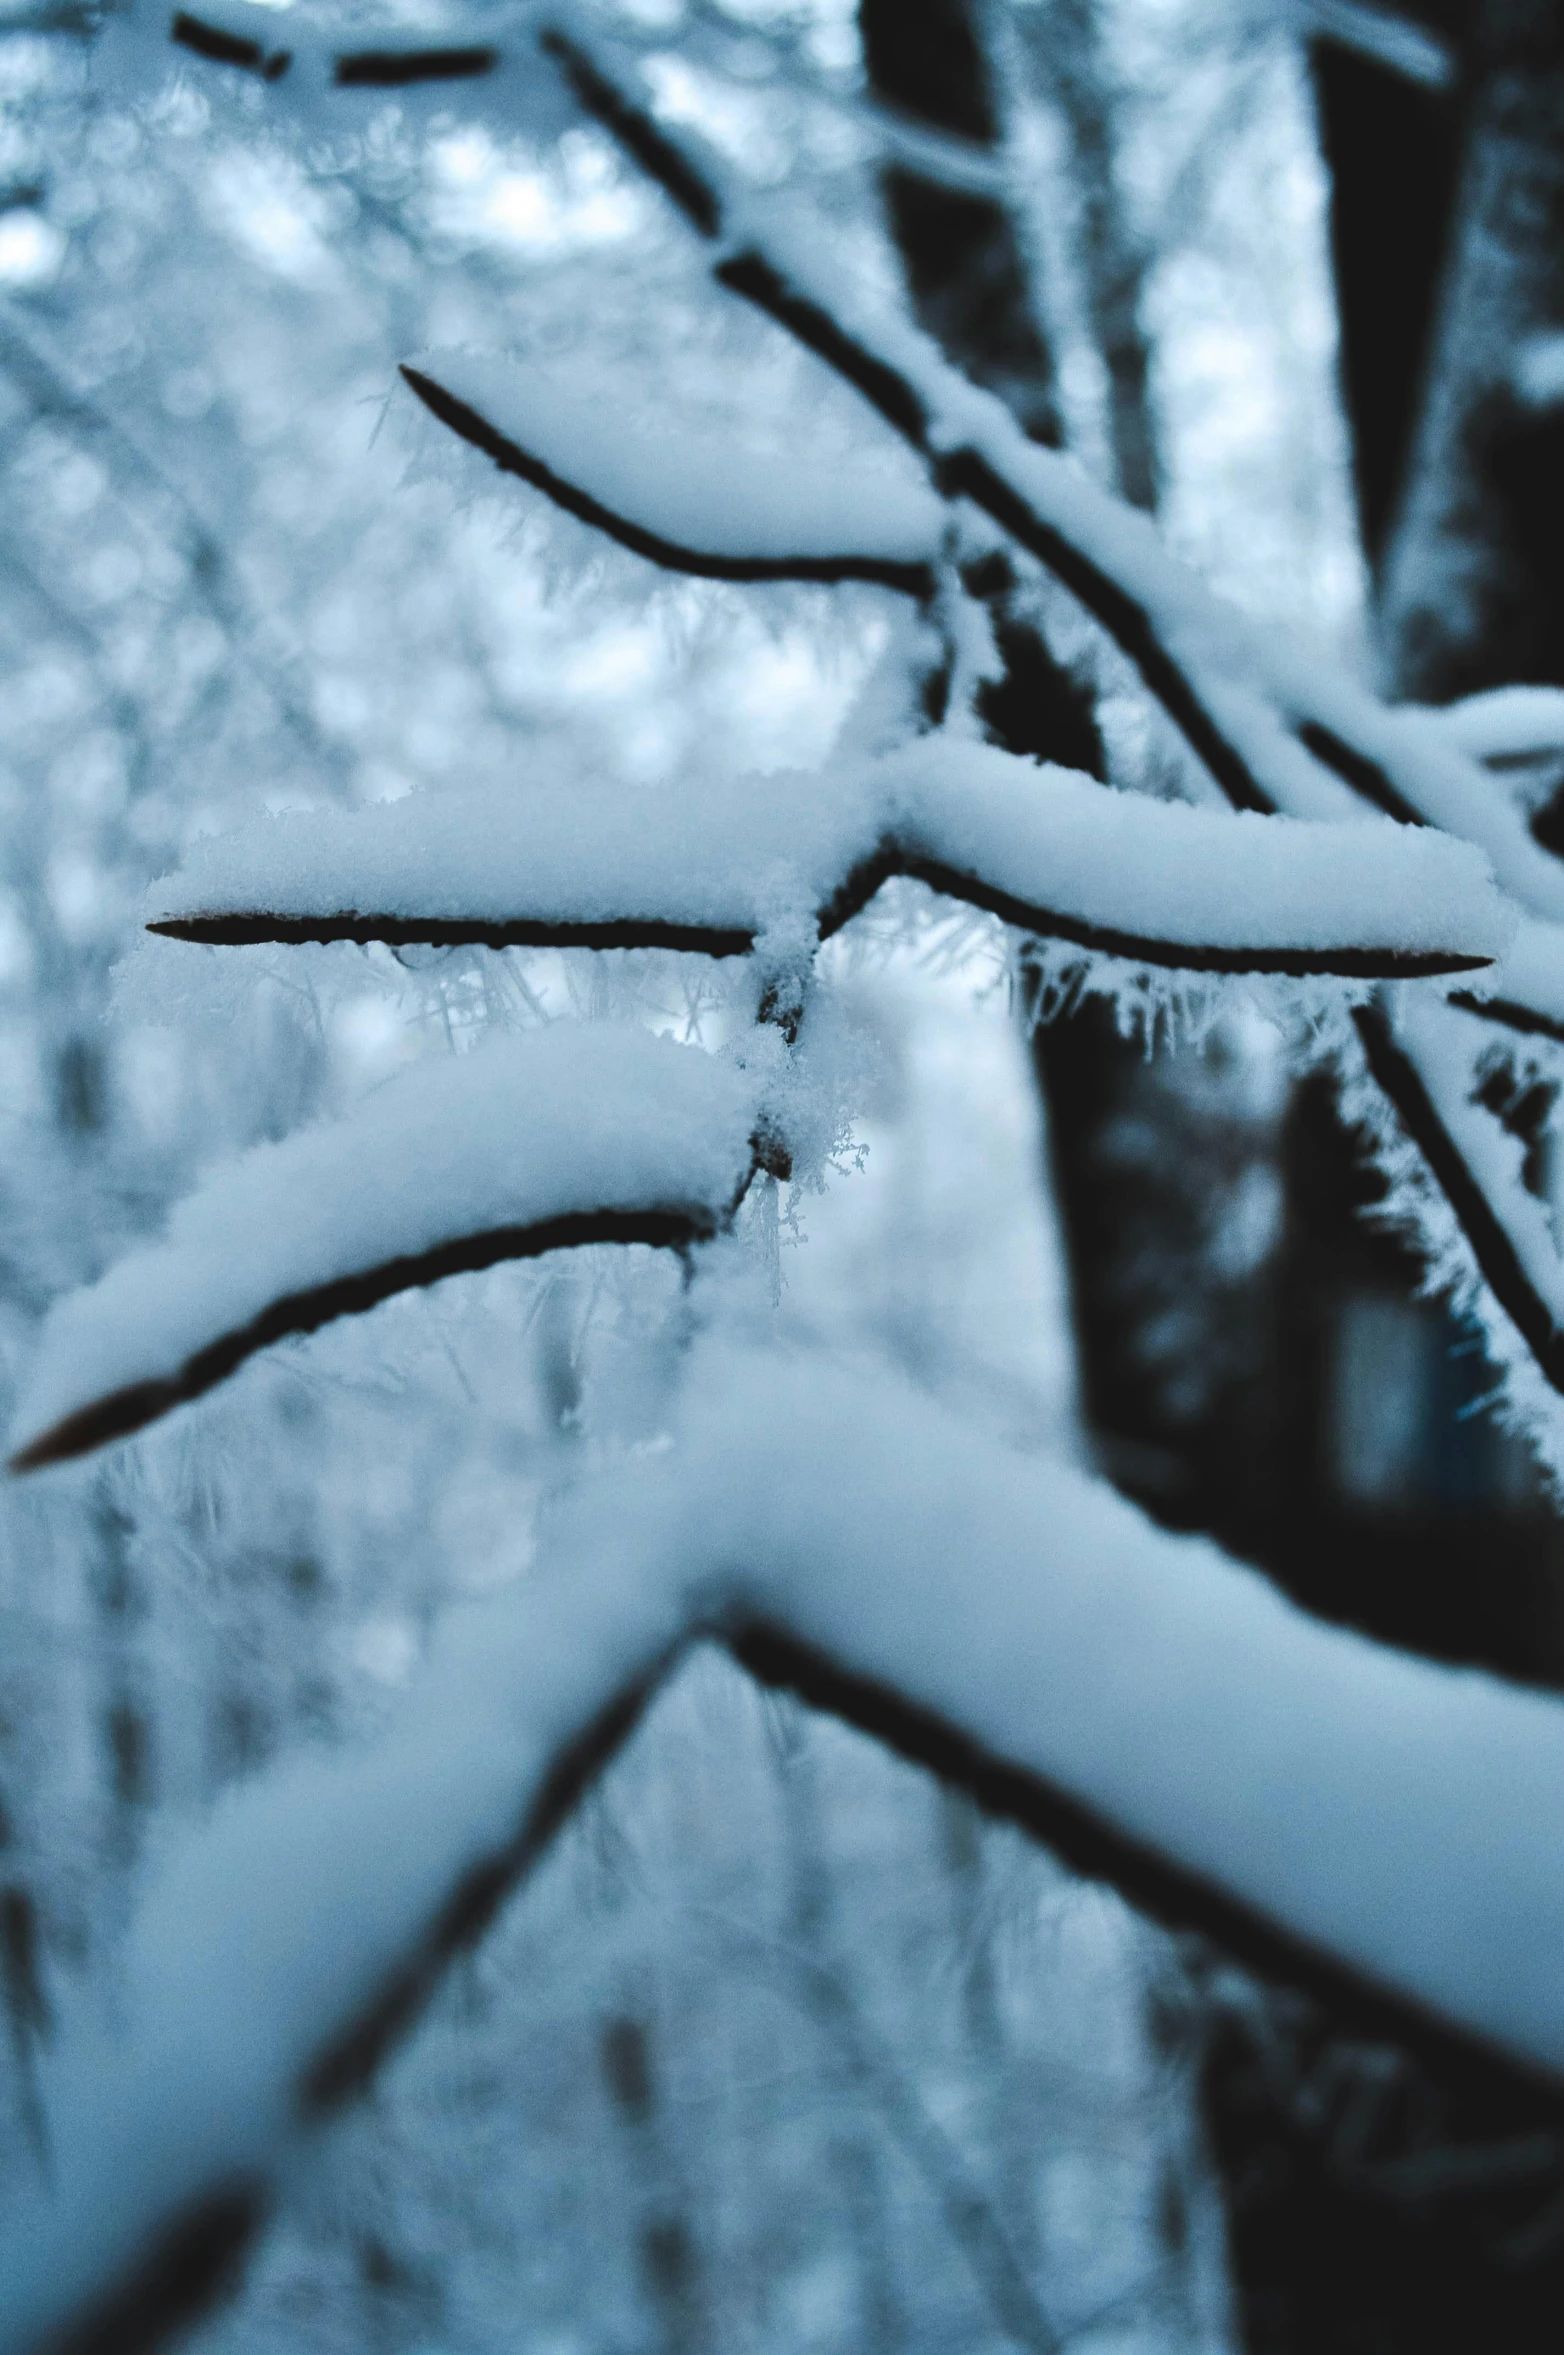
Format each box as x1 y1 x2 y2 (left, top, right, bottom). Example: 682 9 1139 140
334 46 496 86
711 248 932 452
1296 720 1422 826
148 913 759 956
540 26 722 237
728 1622 1564 2113
10 1206 719 1472
151 869 1498 982
399 366 938 598
26 1607 1564 2355
1447 992 1564 1048
170 12 289 79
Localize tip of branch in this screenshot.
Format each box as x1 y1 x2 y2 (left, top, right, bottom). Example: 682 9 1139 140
10 1380 177 1474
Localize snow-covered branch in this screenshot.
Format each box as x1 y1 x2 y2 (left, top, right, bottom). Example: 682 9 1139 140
31 0 1564 1439
145 741 1512 978
69 5 1523 878
517 23 1564 1426
7 1344 1564 2355
1287 0 1457 92
1354 994 1564 1395
400 361 945 599
536 26 1564 910
8 1026 767 1471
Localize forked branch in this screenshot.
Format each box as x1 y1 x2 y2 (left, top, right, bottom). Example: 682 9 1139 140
519 26 1564 1413
90 3 1564 1416
144 742 1510 981
6 1349 1564 2355
536 24 1564 922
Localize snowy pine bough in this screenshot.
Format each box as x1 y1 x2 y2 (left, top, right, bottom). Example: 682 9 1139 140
14 7 1564 2351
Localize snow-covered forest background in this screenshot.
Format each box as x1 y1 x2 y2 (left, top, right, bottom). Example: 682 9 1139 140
4 1 1564 2351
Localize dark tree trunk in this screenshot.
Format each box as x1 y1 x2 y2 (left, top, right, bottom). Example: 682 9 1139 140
1020 0 1160 510
858 0 1063 448
1202 13 1564 2351
859 0 1229 1549
1381 5 1564 697
1311 37 1464 571
861 5 1564 2351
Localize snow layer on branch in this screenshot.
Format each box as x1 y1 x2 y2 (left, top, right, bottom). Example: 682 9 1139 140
1483 918 1564 1036
1430 686 1564 762
13 1343 1564 2355
880 741 1513 963
714 190 1564 918
656 1343 1564 2080
9 1025 762 1469
150 768 880 939
956 398 1564 918
412 350 946 569
150 740 1512 968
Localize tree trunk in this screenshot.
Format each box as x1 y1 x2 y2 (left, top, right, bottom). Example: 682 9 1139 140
858 0 1063 448
1380 5 1564 698
1311 29 1464 571
1200 14 1564 2350
861 5 1564 2350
